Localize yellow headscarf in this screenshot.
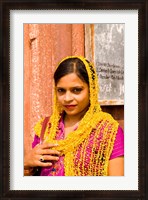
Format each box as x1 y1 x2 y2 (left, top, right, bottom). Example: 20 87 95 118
34 56 119 176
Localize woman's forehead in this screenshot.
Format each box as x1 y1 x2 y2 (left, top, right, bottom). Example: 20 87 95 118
56 73 87 86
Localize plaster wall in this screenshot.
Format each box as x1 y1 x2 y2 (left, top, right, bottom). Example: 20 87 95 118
24 24 84 154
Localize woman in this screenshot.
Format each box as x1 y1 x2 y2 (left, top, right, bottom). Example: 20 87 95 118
24 56 124 176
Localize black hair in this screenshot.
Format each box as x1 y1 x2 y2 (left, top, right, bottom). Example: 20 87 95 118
54 58 89 85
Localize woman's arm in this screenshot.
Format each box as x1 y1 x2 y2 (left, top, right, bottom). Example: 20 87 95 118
108 156 124 176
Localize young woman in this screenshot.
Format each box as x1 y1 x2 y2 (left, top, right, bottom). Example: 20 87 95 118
24 56 124 176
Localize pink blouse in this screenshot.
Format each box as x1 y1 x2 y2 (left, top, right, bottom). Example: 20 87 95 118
32 117 124 176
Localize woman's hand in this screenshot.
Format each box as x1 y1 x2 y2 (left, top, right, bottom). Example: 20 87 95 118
24 143 60 169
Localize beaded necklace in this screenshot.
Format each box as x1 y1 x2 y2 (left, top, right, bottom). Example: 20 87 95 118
34 56 119 176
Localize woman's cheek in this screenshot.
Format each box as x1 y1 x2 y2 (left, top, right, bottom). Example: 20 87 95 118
57 96 64 104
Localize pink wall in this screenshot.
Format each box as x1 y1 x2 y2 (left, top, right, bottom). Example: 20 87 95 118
24 24 85 154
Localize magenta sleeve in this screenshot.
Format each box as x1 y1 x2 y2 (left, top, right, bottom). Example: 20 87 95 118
109 126 124 160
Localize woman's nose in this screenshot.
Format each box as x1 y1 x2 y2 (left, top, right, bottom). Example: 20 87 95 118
64 91 73 101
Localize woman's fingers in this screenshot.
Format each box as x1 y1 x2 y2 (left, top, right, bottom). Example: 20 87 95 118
27 143 61 168
36 160 53 167
36 154 59 167
35 143 60 155
40 142 58 149
39 154 59 162
39 149 60 156
24 142 60 168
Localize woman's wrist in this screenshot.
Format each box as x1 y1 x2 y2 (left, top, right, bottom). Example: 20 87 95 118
24 166 34 176
24 163 34 176
24 157 33 170
24 166 33 170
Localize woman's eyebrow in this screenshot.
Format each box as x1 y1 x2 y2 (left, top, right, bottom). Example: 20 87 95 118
56 87 64 89
56 86 84 89
71 86 84 88
56 87 65 90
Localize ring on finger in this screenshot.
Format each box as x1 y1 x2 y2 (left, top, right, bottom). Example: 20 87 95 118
39 155 44 162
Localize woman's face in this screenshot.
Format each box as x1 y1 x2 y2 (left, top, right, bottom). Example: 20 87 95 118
56 73 90 118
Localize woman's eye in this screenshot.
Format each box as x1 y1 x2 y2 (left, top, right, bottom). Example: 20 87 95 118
72 88 82 93
57 88 82 94
57 88 65 93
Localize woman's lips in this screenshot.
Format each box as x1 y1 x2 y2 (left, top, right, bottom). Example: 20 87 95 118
64 105 77 109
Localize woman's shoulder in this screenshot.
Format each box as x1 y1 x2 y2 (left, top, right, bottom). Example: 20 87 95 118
98 111 118 124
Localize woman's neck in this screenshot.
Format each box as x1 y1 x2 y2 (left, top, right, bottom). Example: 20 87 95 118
63 114 82 139
64 115 81 127
64 106 88 127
